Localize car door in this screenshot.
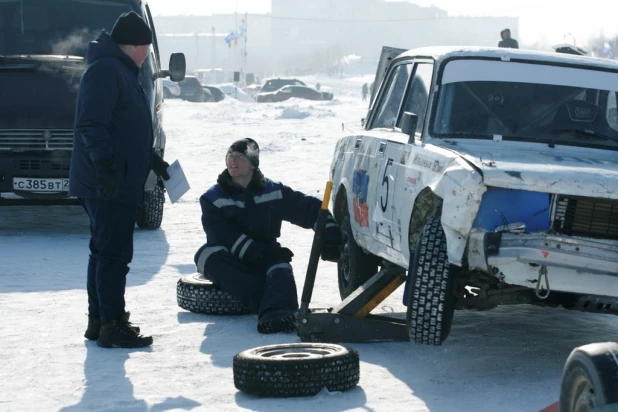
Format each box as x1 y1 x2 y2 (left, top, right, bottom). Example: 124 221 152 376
365 62 414 254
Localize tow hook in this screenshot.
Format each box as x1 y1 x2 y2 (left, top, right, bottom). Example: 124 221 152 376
535 265 550 300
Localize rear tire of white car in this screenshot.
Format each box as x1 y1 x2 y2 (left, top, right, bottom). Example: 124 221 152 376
177 273 250 315
136 184 164 230
233 343 360 397
559 342 618 412
337 214 380 299
406 213 458 345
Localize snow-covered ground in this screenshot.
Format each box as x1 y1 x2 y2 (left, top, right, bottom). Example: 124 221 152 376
1 75 617 412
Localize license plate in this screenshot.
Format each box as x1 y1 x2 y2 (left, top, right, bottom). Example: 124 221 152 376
13 177 69 193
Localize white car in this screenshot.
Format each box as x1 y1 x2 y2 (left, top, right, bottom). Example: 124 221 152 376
162 78 181 99
330 46 618 346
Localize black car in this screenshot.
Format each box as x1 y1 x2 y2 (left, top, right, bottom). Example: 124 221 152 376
178 76 212 102
0 0 185 229
259 78 306 94
203 86 225 102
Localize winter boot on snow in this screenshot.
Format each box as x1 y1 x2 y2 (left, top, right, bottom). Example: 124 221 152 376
84 312 140 340
257 309 297 334
96 318 152 348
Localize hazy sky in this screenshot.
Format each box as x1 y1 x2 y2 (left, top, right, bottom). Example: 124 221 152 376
148 0 617 47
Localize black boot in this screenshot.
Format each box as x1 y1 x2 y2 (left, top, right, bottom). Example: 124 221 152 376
84 312 140 341
97 319 153 348
257 309 297 334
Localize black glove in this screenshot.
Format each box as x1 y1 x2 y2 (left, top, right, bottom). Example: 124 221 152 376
262 245 294 264
152 152 170 180
321 218 342 262
93 159 119 198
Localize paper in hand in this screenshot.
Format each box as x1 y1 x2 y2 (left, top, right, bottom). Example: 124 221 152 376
162 160 190 203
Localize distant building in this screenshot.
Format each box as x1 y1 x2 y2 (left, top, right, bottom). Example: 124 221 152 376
154 1 518 76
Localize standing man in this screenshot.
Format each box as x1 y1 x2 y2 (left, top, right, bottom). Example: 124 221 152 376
194 138 342 334
498 28 519 49
70 11 170 348
362 83 369 101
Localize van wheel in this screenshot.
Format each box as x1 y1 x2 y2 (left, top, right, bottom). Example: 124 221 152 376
233 343 360 397
337 214 379 299
560 342 618 412
177 273 249 315
136 184 164 230
406 211 458 345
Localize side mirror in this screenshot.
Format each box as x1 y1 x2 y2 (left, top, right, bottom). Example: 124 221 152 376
155 53 186 81
401 111 419 142
168 53 186 82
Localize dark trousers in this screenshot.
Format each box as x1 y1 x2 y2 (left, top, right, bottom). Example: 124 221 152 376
80 198 137 323
200 247 298 316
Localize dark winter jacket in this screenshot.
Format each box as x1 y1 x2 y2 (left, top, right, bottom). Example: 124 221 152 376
498 37 519 49
69 31 154 204
200 169 322 263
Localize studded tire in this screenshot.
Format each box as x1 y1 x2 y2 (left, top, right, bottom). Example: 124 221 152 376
136 184 165 230
233 343 360 397
406 212 458 346
177 273 249 315
559 342 618 412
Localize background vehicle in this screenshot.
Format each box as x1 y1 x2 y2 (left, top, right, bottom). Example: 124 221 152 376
178 76 211 102
217 84 255 103
330 46 618 346
203 85 225 102
258 78 306 93
0 0 185 230
256 85 323 103
163 78 181 99
195 68 225 85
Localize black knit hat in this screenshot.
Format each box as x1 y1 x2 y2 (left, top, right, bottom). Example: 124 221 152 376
111 12 152 46
227 138 259 168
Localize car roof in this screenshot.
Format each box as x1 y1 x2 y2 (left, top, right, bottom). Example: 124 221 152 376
396 46 618 70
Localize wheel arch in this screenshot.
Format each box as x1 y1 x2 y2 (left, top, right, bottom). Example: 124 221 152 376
407 187 443 255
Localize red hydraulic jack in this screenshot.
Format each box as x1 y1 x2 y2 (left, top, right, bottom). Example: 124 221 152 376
297 181 410 343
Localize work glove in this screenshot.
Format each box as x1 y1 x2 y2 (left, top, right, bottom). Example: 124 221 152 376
152 152 170 180
321 215 342 262
93 159 119 198
262 245 294 264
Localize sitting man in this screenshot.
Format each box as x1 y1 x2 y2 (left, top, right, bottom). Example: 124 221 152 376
194 138 342 334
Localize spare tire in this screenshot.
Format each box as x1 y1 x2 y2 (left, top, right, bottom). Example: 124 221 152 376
177 273 249 315
233 343 360 397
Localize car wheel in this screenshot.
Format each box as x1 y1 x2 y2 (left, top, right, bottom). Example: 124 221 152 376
337 214 380 299
233 343 360 397
406 210 458 345
560 342 618 412
177 273 249 315
135 184 165 230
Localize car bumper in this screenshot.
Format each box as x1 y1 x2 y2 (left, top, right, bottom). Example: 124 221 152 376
468 231 618 295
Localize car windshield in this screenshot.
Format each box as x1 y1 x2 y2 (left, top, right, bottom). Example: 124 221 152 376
432 59 618 149
0 0 132 57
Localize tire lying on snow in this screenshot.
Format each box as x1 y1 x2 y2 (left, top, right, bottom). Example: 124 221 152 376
234 343 360 397
177 273 249 315
560 341 618 412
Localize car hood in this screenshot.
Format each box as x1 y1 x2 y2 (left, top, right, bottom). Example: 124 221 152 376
438 140 618 199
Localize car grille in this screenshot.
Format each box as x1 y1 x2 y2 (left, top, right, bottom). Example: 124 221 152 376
0 129 74 150
18 159 70 171
553 195 618 240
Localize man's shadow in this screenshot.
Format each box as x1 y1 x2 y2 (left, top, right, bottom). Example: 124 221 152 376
60 343 200 412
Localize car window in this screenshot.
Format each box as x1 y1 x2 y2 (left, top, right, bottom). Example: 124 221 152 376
372 63 413 129
0 0 132 56
399 63 434 135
